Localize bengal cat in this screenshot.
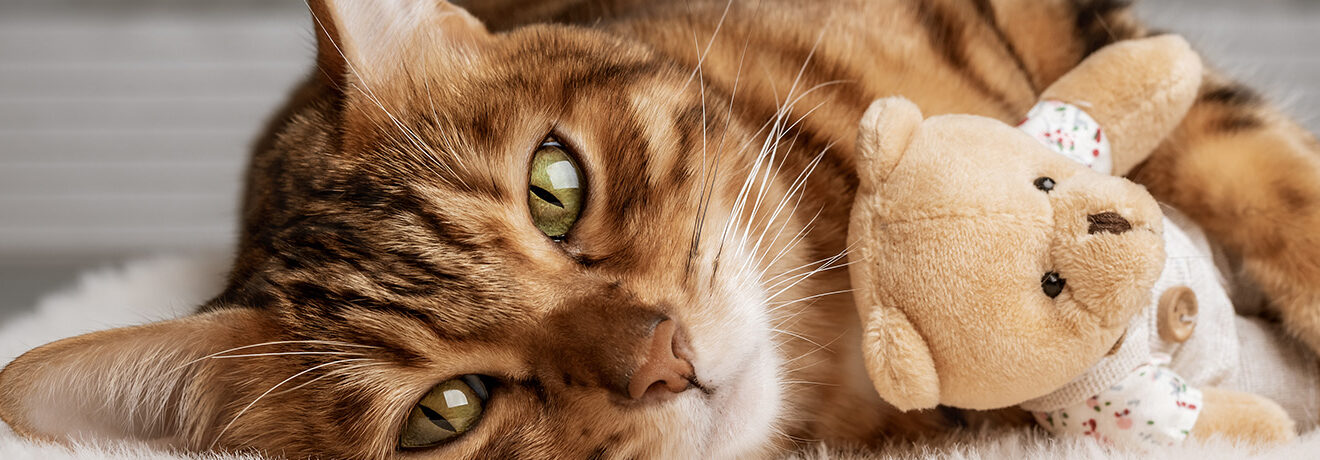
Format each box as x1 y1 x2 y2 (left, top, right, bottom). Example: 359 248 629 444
2 0 1317 458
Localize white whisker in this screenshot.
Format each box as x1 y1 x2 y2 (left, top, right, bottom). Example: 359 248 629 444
756 208 824 280
770 289 854 312
169 340 377 374
762 245 855 299
207 351 364 360
779 379 840 387
210 358 371 449
682 0 735 89
271 361 388 397
769 327 830 351
748 149 828 270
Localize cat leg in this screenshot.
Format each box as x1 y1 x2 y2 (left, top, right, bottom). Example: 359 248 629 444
1190 387 1296 445
987 0 1320 356
1130 75 1320 356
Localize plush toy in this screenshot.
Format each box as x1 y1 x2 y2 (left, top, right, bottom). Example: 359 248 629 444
848 35 1301 448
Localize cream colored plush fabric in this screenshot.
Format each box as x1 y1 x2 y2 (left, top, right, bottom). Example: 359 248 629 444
1020 211 1238 412
1227 316 1320 432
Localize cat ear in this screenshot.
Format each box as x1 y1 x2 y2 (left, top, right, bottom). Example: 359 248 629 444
856 97 923 189
0 308 272 448
309 0 490 88
861 304 940 411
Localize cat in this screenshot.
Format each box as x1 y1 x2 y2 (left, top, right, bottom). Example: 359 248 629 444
3 0 1319 458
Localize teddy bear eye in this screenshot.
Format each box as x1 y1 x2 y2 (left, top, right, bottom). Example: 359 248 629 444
1041 272 1066 298
1033 177 1056 192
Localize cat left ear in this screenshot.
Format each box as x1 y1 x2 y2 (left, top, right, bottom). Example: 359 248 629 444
0 308 273 448
309 0 490 88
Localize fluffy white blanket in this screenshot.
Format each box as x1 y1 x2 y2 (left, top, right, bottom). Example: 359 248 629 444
1 255 1316 459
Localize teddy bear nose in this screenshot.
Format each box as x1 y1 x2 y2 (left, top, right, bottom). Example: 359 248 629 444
1087 212 1132 235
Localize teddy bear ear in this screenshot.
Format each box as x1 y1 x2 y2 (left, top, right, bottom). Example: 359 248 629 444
861 304 941 411
856 97 924 189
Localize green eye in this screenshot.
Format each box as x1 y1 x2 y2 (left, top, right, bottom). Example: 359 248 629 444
528 142 585 238
399 375 489 449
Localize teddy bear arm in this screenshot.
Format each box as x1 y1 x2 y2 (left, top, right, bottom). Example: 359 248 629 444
1038 35 1202 175
1189 386 1296 445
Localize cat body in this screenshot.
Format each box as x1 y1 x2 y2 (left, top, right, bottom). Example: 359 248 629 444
3 1 1320 459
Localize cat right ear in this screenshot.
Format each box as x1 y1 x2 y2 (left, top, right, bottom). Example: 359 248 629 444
855 97 923 189
861 304 940 412
0 308 273 448
309 0 491 89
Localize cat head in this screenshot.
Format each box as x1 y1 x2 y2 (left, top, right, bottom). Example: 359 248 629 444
0 1 823 457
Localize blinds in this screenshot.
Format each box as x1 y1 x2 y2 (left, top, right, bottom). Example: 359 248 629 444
0 0 1315 261
0 3 309 259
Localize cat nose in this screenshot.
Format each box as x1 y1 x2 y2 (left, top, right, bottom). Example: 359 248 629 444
627 319 695 401
539 292 700 404
1087 211 1132 235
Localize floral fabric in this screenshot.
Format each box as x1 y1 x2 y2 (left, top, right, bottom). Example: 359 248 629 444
1017 100 1113 174
1032 361 1203 449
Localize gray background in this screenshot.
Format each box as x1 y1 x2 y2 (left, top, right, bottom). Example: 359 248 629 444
1 0 1317 320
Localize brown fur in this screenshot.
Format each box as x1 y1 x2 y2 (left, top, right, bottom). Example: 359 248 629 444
1 0 1317 458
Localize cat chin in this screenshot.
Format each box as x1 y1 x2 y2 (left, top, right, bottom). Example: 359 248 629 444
677 276 782 457
701 340 781 458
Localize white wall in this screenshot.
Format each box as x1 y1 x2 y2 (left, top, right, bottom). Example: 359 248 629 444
0 3 311 260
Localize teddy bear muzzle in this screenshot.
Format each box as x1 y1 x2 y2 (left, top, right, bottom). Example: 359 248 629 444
1047 174 1167 328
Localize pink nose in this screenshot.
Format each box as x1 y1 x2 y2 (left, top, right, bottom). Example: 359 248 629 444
627 319 695 401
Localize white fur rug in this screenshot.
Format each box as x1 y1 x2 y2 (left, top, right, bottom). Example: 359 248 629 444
1 255 1317 459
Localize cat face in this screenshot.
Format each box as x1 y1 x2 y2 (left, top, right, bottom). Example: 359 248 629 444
0 1 825 458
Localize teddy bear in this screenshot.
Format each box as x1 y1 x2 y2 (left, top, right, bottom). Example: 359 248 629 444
847 34 1306 449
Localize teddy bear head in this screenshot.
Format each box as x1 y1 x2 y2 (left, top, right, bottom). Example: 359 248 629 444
848 98 1168 411
848 34 1203 412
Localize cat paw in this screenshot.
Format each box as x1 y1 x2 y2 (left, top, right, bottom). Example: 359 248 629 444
1191 386 1296 445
